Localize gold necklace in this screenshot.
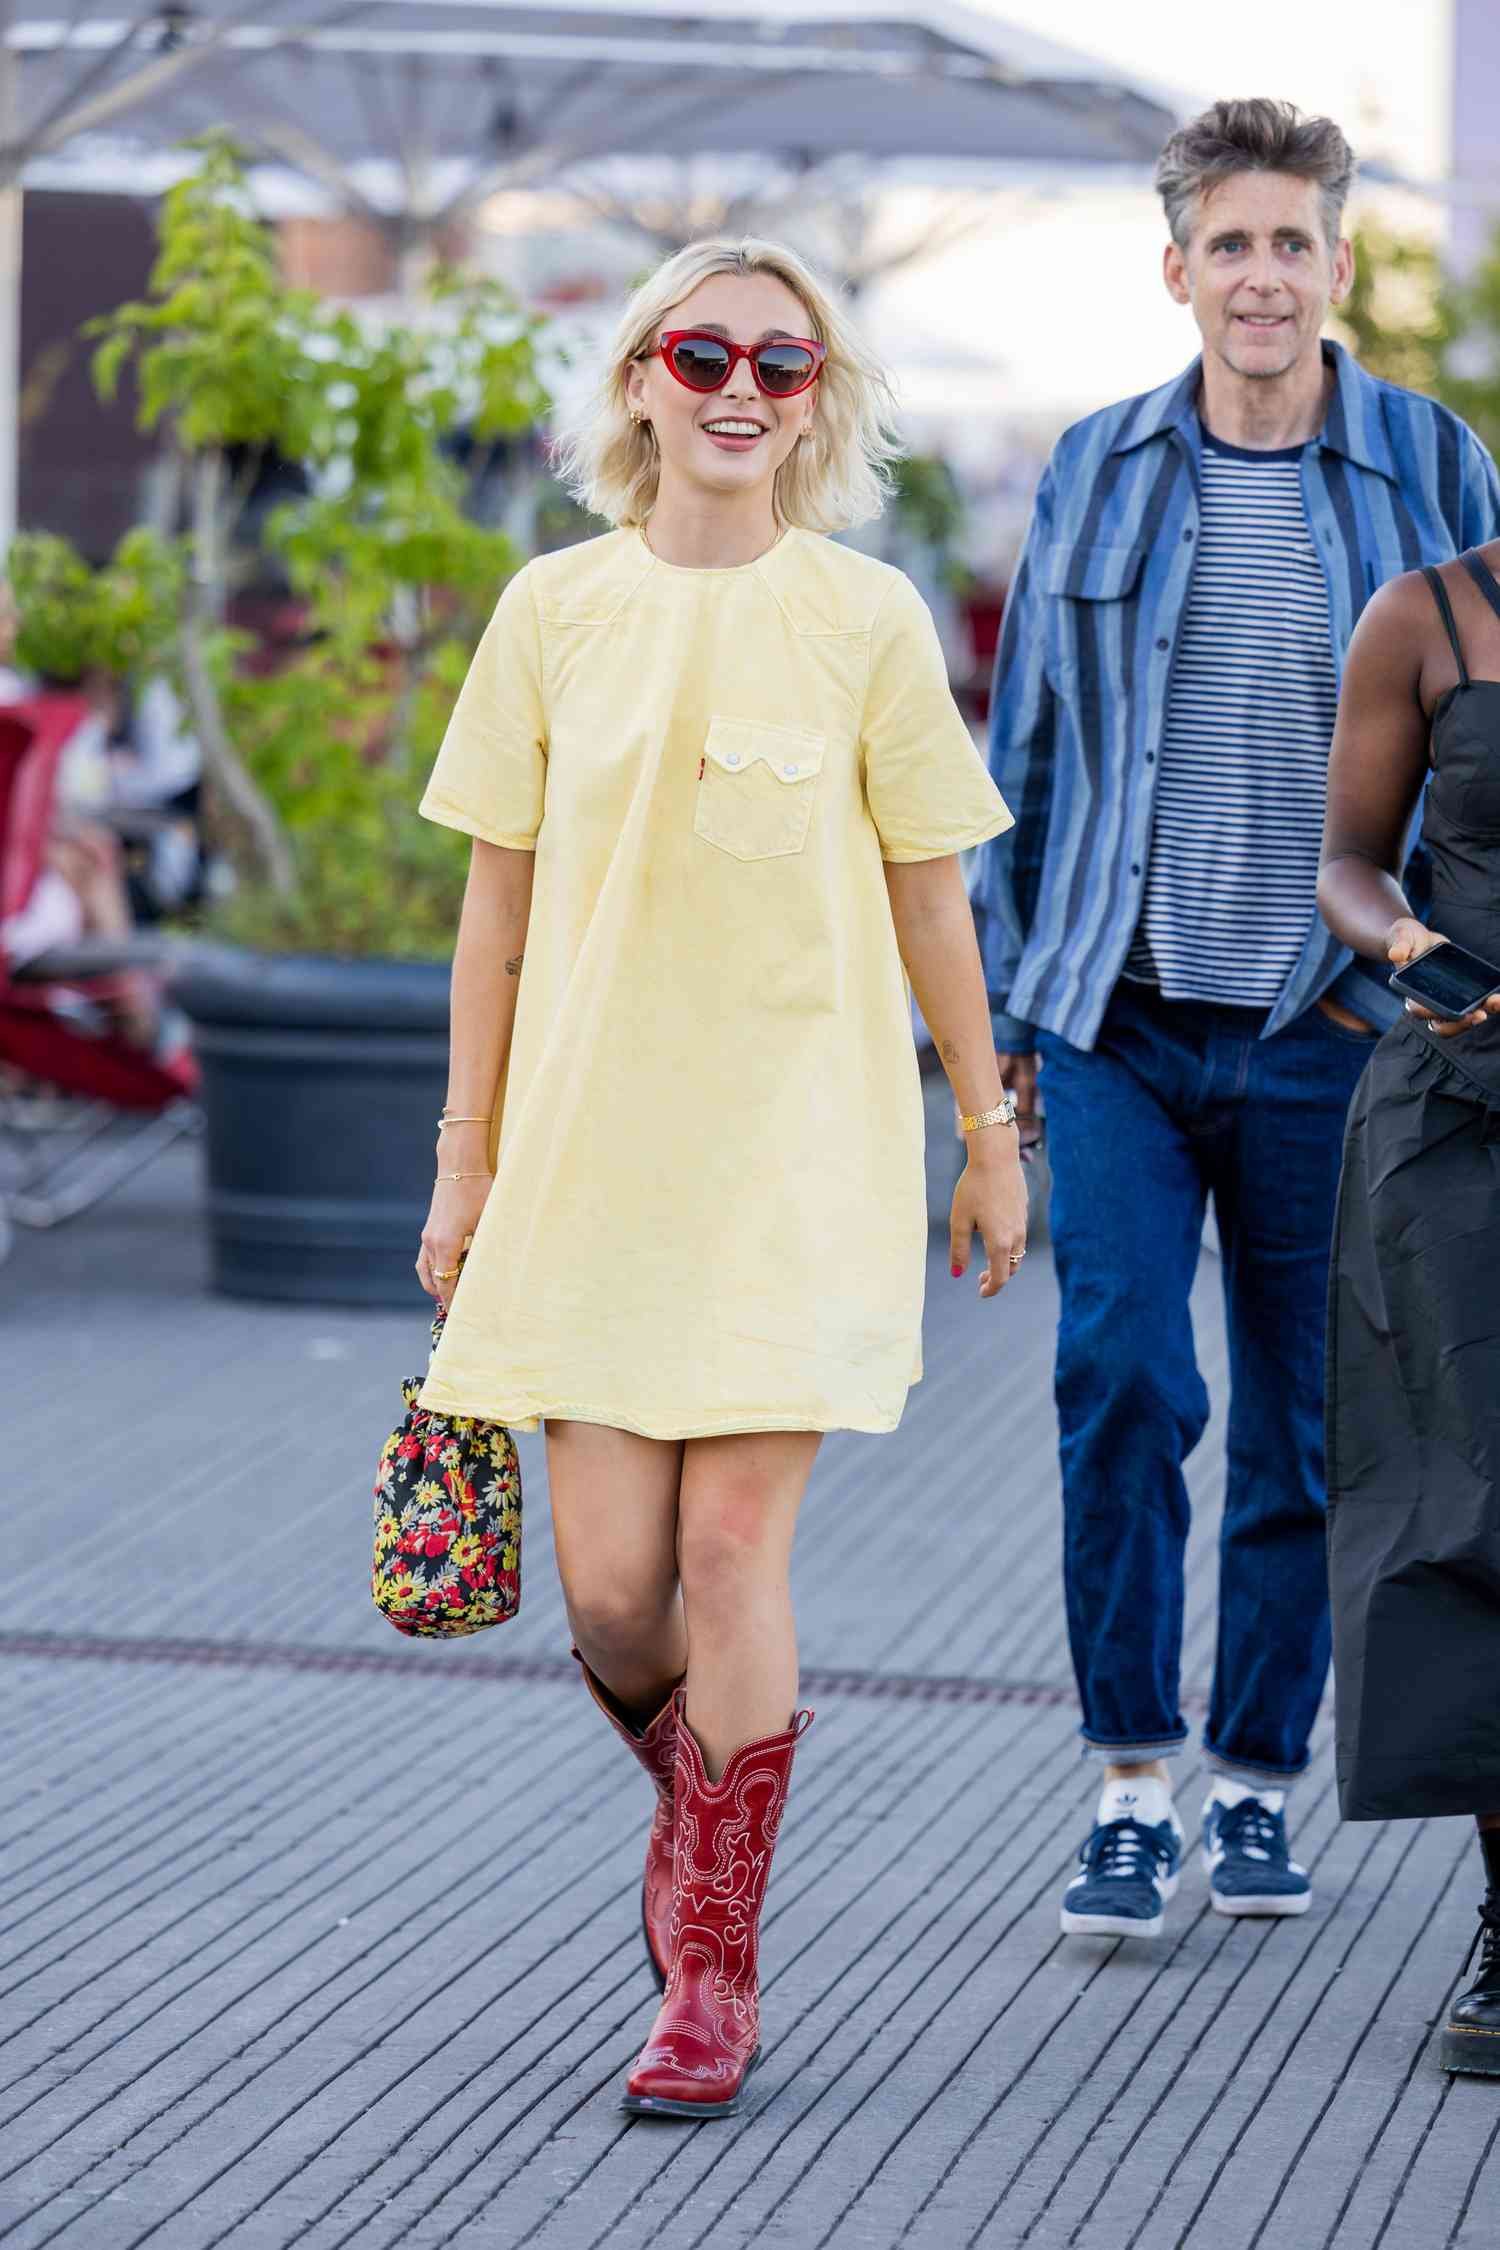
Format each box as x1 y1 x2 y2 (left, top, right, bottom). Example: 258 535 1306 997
641 519 785 567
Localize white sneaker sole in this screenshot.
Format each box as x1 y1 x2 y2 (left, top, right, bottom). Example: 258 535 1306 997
1209 1889 1311 1918
1060 1869 1179 1940
1203 1848 1311 1917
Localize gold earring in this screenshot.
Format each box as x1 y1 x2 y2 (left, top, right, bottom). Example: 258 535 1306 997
630 408 644 425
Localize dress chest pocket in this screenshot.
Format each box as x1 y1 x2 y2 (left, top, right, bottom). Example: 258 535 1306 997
694 717 826 862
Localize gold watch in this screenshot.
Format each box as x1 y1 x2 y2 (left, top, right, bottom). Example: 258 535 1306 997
959 1093 1019 1133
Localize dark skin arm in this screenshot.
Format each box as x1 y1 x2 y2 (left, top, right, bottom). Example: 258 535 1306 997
1319 567 1500 1037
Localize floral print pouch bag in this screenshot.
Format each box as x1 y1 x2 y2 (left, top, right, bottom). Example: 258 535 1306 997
371 1295 522 1638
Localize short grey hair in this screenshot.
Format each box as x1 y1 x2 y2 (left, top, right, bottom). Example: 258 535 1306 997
1155 98 1357 252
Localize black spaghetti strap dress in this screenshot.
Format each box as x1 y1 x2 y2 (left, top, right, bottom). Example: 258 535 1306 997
1327 551 1500 1822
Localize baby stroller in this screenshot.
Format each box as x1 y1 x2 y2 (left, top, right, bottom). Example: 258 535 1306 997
0 695 200 1261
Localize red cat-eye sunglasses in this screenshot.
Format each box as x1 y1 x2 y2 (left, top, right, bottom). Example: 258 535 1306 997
655 330 827 400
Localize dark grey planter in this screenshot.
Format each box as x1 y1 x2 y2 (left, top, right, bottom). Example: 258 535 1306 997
173 945 449 1306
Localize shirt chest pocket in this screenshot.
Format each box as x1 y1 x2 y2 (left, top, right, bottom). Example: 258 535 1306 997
1043 542 1148 710
694 717 826 862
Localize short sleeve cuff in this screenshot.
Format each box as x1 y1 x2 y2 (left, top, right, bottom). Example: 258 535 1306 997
878 805 1016 866
419 789 539 852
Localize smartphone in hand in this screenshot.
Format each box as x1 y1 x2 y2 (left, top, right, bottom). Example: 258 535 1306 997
1388 942 1500 1021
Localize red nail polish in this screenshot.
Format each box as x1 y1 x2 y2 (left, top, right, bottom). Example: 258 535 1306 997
951 1264 963 1278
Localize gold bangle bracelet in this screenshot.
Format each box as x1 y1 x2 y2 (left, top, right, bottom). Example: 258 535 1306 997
437 1113 490 1127
435 1170 493 1183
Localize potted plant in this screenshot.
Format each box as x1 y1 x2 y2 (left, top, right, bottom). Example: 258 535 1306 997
77 139 549 1303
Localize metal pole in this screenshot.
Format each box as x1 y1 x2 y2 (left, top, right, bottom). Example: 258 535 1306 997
1450 0 1500 276
0 0 18 554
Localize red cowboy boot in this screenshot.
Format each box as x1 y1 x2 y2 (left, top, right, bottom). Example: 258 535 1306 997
574 1651 681 1989
622 1695 813 2118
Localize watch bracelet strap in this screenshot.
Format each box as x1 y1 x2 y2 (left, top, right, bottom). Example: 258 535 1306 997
959 1095 1018 1133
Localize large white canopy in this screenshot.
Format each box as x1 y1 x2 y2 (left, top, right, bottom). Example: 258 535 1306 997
18 6 1179 199
0 4 1183 539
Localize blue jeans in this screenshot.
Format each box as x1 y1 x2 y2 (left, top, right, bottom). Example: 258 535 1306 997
1037 979 1375 1786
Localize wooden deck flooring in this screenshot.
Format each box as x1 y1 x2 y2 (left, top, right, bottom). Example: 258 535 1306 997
3 1140 1497 2249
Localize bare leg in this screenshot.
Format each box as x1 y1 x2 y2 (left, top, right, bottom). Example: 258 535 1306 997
676 1430 821 1778
1106 1759 1170 1785
546 1419 687 1719
46 823 158 1046
46 825 134 945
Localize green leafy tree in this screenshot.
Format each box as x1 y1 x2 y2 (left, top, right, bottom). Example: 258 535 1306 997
1432 244 1500 464
1336 222 1452 395
1336 219 1500 460
9 527 183 684
90 137 332 891
888 451 972 593
83 136 549 953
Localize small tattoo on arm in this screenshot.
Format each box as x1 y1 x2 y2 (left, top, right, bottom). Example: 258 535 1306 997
505 953 524 977
941 1039 960 1066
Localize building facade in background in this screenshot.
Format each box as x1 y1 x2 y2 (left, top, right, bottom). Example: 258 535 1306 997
1451 0 1500 273
18 192 155 559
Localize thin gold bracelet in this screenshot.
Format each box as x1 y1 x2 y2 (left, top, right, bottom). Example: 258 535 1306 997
437 1113 490 1127
435 1170 493 1183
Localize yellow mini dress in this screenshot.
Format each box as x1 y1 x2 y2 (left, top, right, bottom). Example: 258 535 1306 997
416 526 1012 1439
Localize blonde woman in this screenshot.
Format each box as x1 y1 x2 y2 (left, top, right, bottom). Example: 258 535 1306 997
414 238 1025 2119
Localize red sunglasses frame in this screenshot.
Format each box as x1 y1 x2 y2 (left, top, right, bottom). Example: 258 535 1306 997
656 329 826 400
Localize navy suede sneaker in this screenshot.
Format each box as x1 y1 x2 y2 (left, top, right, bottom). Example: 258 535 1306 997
1061 1813 1183 1939
1202 1791 1311 1918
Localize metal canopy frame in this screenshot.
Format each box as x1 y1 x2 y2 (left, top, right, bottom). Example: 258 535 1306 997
22 5 1179 226
0 4 1181 540
0 2 320 541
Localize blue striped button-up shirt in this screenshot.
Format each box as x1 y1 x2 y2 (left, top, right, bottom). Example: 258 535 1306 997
974 341 1500 1051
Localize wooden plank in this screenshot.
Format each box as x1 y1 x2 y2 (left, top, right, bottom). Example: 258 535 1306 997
5 1147 1499 2250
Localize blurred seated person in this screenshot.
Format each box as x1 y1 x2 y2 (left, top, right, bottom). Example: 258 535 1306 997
50 665 204 924
0 576 23 701
0 585 175 1050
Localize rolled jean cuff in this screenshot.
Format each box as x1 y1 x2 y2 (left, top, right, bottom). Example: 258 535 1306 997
1079 1730 1188 1764
1203 1743 1310 1790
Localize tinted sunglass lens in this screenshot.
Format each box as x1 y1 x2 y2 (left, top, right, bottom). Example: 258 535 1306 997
755 344 817 395
670 336 731 389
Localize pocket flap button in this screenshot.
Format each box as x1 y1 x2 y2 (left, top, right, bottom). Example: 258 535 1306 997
725 751 741 767
784 763 799 776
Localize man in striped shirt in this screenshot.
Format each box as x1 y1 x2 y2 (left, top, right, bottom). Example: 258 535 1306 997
976 99 1500 1941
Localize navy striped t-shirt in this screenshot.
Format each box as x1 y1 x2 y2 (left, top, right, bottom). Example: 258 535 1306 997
1124 427 1337 1008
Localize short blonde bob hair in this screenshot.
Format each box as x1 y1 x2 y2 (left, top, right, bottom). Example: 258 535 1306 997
555 236 902 535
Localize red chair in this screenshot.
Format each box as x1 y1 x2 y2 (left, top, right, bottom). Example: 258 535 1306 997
0 696 200 1245
955 586 1008 725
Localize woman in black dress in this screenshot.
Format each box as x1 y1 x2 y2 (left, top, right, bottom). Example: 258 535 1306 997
1319 545 1500 2079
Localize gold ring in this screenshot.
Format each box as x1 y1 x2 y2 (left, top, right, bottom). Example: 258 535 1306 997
433 1266 459 1281
1010 1253 1025 1266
